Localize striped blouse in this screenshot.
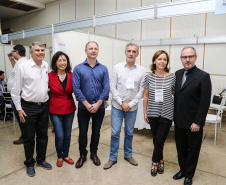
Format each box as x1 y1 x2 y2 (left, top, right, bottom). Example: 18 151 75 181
143 73 176 120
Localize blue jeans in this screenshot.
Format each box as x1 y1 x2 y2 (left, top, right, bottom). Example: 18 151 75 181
11 100 23 137
50 112 75 158
110 106 137 161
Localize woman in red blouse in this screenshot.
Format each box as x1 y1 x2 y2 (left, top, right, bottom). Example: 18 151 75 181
49 51 76 167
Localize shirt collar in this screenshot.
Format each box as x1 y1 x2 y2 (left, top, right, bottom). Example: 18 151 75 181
30 57 46 69
124 61 137 69
84 59 100 67
17 57 27 63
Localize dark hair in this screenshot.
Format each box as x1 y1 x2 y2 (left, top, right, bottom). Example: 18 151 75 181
151 50 170 72
0 70 4 76
51 51 72 73
13 44 26 56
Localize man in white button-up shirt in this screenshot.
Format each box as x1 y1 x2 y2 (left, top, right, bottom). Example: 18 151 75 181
7 44 28 145
104 43 146 170
11 41 52 177
0 71 5 119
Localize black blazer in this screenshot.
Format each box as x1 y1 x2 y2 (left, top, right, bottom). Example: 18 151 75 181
174 66 212 129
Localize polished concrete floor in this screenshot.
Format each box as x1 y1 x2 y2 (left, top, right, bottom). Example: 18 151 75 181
0 113 226 185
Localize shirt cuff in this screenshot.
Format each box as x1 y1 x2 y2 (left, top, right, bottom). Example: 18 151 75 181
128 101 135 108
15 104 22 111
117 98 123 105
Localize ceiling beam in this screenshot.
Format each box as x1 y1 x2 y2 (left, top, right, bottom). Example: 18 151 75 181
10 0 45 9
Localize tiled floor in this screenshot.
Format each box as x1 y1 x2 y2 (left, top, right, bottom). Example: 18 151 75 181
0 113 226 185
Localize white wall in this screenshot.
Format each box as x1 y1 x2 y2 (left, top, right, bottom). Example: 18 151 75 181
0 45 5 72
1 0 226 94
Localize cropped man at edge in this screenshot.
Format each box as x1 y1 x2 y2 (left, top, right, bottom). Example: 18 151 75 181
7 44 28 144
0 71 5 120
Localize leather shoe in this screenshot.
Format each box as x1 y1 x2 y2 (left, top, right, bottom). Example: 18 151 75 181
90 153 101 166
103 160 117 170
13 136 24 145
75 155 87 168
63 157 74 165
56 159 63 167
37 161 52 170
173 171 185 180
124 157 138 166
184 178 192 185
26 167 36 177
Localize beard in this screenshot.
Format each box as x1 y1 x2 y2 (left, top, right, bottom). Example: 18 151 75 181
183 63 194 70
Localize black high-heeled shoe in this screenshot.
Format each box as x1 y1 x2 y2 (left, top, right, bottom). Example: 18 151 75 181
151 162 158 176
157 160 164 174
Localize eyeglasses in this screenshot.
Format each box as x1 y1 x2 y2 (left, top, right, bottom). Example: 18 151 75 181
11 50 16 53
181 55 196 60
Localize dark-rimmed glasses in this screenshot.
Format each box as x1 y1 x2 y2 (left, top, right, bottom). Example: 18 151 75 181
181 55 196 60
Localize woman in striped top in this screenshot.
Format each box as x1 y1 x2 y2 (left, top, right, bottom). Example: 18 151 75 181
143 50 175 177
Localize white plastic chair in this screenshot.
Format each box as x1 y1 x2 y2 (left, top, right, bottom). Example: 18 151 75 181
205 96 225 145
3 92 15 124
209 103 226 128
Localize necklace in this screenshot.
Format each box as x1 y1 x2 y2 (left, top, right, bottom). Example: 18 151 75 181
58 73 66 80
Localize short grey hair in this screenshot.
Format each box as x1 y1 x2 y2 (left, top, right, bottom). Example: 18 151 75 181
125 42 139 53
181 46 197 56
29 41 44 52
85 41 99 49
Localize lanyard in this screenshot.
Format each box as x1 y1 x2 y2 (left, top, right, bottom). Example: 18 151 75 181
154 72 165 90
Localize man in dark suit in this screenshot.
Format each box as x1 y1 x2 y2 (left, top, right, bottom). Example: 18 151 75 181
173 46 211 185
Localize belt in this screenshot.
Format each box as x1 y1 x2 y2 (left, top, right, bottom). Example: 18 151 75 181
21 98 48 106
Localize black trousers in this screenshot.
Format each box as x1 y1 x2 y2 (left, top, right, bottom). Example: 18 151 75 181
77 108 105 156
175 126 203 179
0 96 5 115
22 99 49 167
148 117 172 162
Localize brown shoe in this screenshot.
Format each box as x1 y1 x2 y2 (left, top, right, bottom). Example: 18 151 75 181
124 157 138 166
13 136 24 145
90 153 101 166
75 155 87 168
103 160 117 170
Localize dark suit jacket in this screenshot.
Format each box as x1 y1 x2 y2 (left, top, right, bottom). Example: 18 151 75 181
48 71 76 114
174 66 212 129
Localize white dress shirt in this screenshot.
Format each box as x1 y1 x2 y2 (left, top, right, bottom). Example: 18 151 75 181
110 61 146 111
7 57 28 93
11 58 49 111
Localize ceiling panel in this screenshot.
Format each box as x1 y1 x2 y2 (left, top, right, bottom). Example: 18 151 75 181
0 0 58 21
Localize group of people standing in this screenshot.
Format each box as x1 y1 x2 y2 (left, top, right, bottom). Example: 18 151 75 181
6 41 211 185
